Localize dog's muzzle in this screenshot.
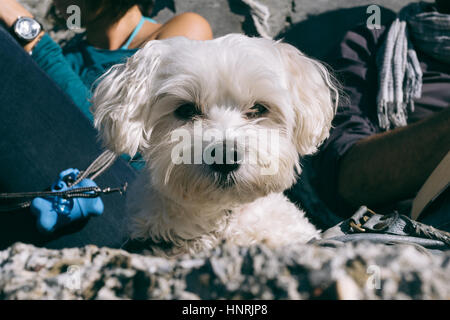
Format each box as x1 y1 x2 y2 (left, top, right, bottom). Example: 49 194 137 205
207 142 242 176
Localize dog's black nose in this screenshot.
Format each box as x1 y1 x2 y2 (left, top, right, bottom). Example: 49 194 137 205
209 143 241 175
210 160 240 175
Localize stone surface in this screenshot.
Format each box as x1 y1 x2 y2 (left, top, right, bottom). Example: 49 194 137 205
17 0 428 59
19 0 421 40
0 242 448 300
152 0 419 38
17 0 429 63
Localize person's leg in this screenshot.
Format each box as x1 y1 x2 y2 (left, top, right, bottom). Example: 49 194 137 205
0 26 136 250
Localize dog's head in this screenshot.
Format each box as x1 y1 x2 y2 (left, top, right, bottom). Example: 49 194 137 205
93 34 337 205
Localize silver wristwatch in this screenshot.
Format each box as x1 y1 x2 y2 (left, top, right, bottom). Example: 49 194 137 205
12 16 43 44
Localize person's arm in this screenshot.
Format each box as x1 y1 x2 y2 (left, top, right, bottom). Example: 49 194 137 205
0 0 43 52
153 12 213 41
31 35 93 120
338 107 450 207
0 0 92 120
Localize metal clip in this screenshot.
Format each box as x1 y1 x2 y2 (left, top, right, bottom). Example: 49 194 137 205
349 221 366 232
349 207 377 233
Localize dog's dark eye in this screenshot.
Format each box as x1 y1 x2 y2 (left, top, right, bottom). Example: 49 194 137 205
245 103 268 118
174 103 201 120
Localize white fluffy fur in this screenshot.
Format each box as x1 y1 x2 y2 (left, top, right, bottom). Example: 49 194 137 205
92 34 337 256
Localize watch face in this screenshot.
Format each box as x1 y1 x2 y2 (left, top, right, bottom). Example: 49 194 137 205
14 17 41 41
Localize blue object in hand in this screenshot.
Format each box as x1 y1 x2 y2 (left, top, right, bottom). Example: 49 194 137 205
31 168 104 233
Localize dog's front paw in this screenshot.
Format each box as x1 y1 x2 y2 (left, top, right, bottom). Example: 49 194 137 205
225 193 320 247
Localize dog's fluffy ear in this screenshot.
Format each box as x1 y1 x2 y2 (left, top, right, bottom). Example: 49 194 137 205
276 42 338 155
92 40 166 156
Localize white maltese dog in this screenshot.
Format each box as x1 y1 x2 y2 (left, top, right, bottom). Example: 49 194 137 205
92 34 337 256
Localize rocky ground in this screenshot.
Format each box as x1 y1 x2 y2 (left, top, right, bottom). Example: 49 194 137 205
19 0 416 40
17 0 424 66
1 241 449 300
8 0 448 300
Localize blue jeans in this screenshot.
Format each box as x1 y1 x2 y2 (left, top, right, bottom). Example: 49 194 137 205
0 26 137 249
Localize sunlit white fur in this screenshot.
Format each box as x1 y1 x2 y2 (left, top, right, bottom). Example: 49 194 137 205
93 34 337 256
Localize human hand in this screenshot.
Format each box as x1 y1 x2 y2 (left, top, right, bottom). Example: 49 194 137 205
0 0 33 28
